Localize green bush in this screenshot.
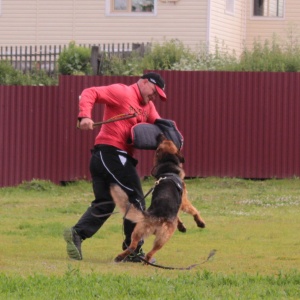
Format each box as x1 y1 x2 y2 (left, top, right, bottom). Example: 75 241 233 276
57 41 92 75
140 39 196 71
0 60 26 85
100 39 197 76
237 35 300 72
25 68 58 85
99 51 143 76
0 60 57 85
237 37 286 71
171 39 238 71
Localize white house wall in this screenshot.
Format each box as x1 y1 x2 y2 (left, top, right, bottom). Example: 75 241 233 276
209 0 246 57
245 1 300 50
2 0 300 58
0 0 208 50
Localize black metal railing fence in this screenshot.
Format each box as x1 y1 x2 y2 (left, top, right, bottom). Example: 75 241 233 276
0 43 149 75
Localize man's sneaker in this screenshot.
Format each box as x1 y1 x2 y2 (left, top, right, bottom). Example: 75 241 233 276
123 249 156 264
63 227 82 260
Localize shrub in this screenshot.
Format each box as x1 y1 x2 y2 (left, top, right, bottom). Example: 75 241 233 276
229 34 300 72
57 41 92 75
25 68 58 85
100 39 197 76
0 61 26 85
99 51 143 76
171 40 238 71
0 60 58 85
140 39 196 71
238 37 286 71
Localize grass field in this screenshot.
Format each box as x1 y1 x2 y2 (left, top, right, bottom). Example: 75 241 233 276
0 177 300 299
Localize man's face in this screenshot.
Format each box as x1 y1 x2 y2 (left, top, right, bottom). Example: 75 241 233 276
139 79 159 105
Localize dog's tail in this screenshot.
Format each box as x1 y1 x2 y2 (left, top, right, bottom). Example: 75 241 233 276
110 184 144 223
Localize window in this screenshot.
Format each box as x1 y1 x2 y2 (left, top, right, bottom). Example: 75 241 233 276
108 0 155 15
253 0 284 17
226 0 234 14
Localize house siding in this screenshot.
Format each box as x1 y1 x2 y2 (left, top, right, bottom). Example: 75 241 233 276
0 0 207 50
245 1 300 50
209 0 246 56
2 1 300 59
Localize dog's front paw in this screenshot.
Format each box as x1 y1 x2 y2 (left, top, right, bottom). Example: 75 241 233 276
194 215 206 228
114 255 124 263
177 222 187 233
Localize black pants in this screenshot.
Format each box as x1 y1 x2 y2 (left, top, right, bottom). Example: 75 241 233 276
74 145 145 250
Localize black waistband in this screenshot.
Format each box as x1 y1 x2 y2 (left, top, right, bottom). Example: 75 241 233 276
92 144 138 166
93 144 123 152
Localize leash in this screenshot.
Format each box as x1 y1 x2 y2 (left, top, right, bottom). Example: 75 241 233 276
90 201 119 218
93 113 138 128
127 249 217 270
143 176 167 199
77 112 137 129
90 185 148 219
143 187 154 199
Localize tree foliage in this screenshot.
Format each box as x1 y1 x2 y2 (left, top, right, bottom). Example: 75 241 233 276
57 41 92 75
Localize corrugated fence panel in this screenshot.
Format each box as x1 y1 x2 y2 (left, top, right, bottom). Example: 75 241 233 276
2 71 300 187
0 85 59 186
152 71 300 179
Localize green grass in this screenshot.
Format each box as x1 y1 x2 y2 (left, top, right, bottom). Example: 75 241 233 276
0 178 300 299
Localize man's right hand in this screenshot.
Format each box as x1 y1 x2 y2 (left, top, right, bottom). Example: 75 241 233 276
79 118 94 130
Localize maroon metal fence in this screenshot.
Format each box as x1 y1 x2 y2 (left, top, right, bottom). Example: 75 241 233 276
1 71 300 187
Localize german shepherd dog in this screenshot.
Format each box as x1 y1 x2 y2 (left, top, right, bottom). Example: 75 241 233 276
110 134 205 263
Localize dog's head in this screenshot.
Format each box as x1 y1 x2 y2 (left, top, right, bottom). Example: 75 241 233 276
154 134 185 166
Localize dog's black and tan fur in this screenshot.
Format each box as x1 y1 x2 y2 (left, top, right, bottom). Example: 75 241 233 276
110 134 205 263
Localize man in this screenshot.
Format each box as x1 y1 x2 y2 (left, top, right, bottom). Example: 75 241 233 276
63 72 167 262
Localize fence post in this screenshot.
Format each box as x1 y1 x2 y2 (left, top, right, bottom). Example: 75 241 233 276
90 46 99 75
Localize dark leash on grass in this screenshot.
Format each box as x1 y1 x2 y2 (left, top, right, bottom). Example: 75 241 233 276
90 201 119 218
90 201 138 218
128 248 217 271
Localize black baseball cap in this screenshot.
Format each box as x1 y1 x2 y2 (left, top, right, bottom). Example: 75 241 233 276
141 72 167 101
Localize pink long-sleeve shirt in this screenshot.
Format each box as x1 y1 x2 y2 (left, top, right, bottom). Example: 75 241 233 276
78 83 160 156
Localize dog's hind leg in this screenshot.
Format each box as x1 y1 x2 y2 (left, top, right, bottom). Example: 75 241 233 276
114 223 147 262
145 222 177 263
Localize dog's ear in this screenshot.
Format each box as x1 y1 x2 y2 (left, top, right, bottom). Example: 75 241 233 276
156 133 166 145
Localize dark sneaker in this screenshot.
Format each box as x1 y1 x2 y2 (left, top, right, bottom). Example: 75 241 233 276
123 249 156 264
63 227 82 260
